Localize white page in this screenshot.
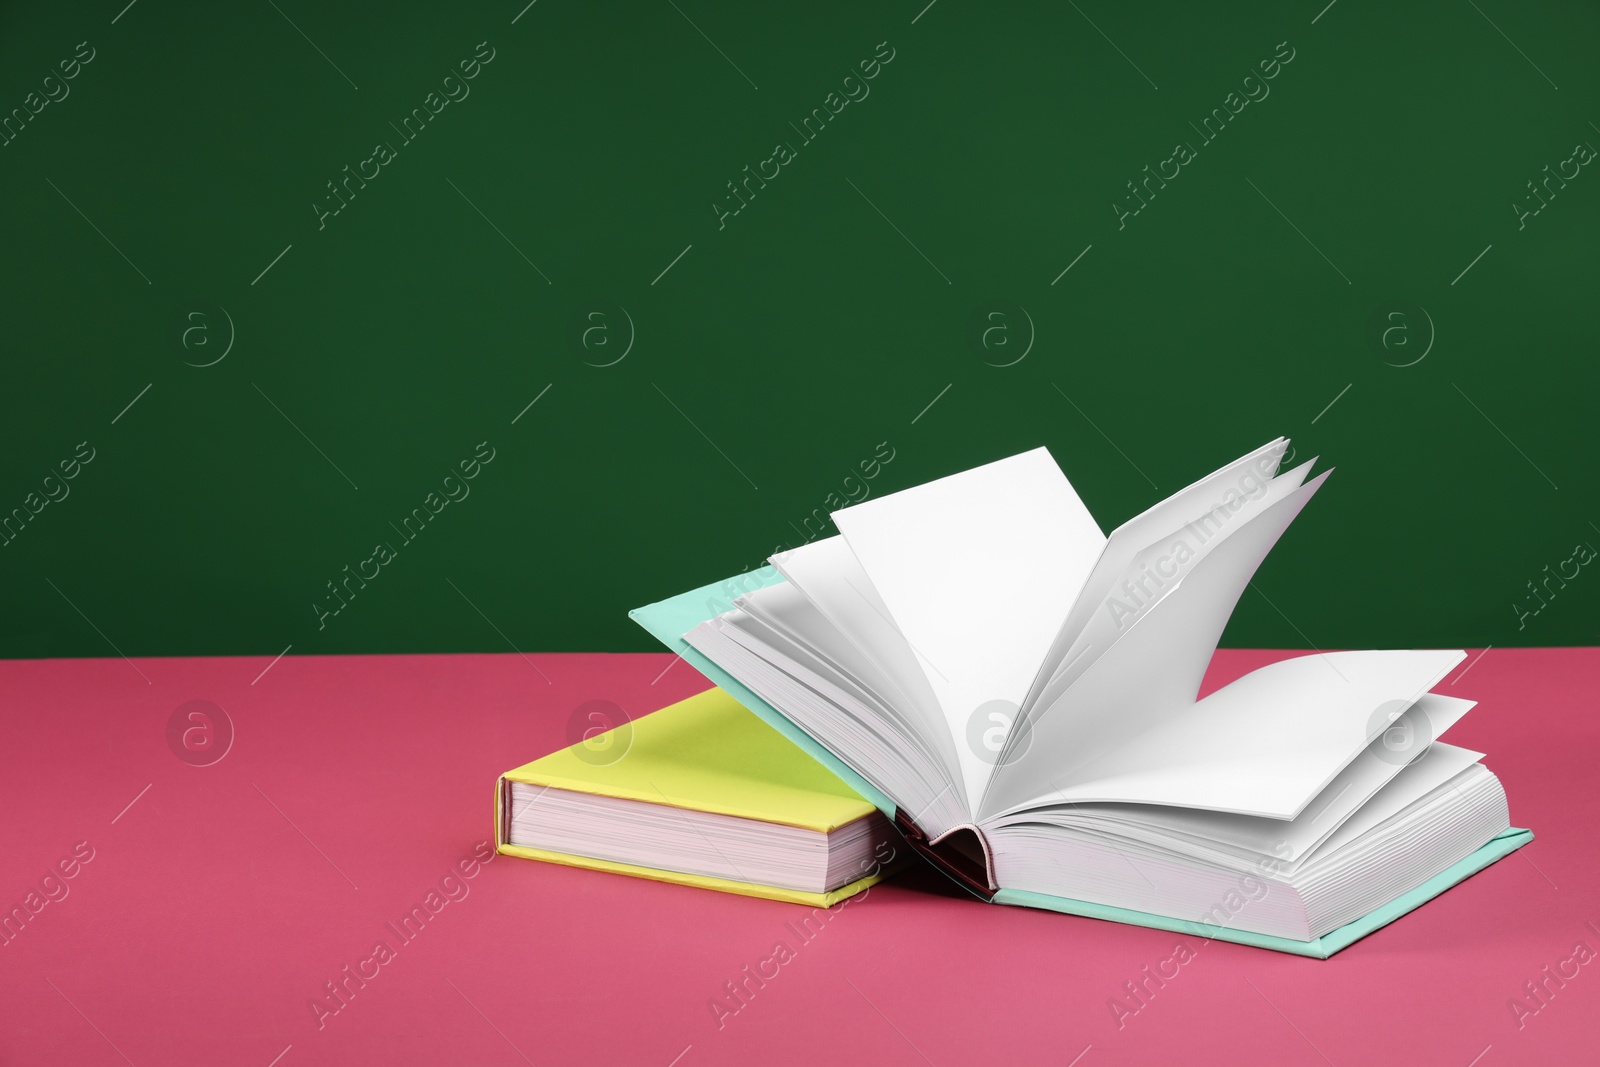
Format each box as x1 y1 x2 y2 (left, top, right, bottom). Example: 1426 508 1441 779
712 612 956 805
1017 438 1291 717
831 447 1106 803
685 617 965 832
1258 705 1477 860
734 582 906 726
981 471 1333 817
982 465 1468 819
1009 726 1482 866
729 582 962 786
1307 751 1489 861
1014 455 1315 749
770 536 985 814
993 651 1465 819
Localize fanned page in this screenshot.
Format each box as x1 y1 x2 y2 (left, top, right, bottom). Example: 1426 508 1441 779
986 738 1486 869
980 466 1466 819
825 448 1107 814
1012 452 1315 742
682 611 966 831
984 651 1465 819
767 536 955 776
981 468 1335 816
715 586 966 828
764 536 968 830
1015 438 1292 719
686 441 1468 827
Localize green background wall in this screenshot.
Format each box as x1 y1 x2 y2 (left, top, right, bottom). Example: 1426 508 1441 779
1 0 1595 658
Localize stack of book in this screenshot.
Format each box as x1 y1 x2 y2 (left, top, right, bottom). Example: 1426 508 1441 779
499 439 1529 956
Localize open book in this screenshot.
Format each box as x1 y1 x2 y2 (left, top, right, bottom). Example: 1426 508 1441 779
632 441 1531 956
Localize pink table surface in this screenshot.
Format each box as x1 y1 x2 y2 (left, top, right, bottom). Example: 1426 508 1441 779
0 647 1594 1067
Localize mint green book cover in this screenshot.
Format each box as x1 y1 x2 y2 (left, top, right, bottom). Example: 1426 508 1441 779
630 572 1532 957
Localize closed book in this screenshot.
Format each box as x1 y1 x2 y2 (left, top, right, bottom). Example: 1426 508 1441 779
495 686 905 906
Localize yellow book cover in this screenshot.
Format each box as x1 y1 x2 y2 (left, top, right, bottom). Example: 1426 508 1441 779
495 687 904 906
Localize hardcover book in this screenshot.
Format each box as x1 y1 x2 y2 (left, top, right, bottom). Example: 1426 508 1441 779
631 440 1531 956
495 686 904 906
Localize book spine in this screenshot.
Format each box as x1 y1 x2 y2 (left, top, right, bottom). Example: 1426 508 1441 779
493 776 510 853
893 811 998 901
